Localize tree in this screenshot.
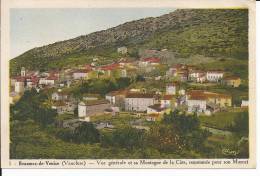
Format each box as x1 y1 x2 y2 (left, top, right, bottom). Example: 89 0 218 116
116 77 131 89
147 124 184 152
101 127 145 150
231 111 249 136
135 75 145 82
73 122 100 144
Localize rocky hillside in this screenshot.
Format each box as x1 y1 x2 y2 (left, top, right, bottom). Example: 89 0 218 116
10 9 248 75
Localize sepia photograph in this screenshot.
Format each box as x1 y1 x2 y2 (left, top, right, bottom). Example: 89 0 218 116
1 0 256 169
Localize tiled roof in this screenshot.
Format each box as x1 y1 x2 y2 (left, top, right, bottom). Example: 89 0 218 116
207 70 224 74
53 101 66 106
148 104 166 112
142 57 161 63
100 63 120 71
47 75 58 80
224 76 240 80
162 95 174 100
187 90 231 100
80 99 110 106
126 93 155 98
73 69 89 73
106 89 128 96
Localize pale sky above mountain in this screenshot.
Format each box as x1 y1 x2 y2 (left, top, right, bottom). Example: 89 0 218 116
10 8 175 58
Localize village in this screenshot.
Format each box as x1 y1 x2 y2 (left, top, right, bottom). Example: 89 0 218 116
10 47 248 131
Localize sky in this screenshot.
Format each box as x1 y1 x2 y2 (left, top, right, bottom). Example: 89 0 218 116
10 8 175 58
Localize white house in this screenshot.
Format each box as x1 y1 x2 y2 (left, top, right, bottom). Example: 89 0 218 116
39 76 57 85
206 71 224 82
73 70 89 80
78 101 87 118
187 98 207 113
52 92 68 101
15 81 25 93
105 93 116 105
78 100 111 119
117 46 128 54
166 84 176 95
125 93 156 112
241 100 249 108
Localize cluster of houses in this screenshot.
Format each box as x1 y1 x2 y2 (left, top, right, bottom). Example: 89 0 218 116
10 49 248 124
166 64 241 87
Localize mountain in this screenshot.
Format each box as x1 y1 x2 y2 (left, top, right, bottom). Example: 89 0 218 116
10 9 248 75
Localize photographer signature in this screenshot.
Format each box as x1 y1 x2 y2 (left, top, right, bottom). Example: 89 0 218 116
222 148 239 156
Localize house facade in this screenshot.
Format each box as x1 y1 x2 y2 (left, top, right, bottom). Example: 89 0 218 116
78 99 111 118
14 80 25 93
160 95 176 108
52 92 68 101
39 76 57 85
222 76 241 87
187 99 207 113
166 84 176 95
186 90 232 113
73 70 89 80
125 93 156 112
189 70 206 83
206 71 224 82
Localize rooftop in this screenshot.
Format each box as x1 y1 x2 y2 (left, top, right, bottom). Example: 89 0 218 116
126 93 156 98
148 104 166 112
187 90 231 100
99 63 120 71
106 89 129 96
73 69 90 73
79 99 110 106
162 95 175 100
142 57 161 63
224 76 241 80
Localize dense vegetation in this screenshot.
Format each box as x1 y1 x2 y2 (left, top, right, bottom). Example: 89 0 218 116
10 9 248 75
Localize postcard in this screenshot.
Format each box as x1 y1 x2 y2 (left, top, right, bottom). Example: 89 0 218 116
0 0 256 168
